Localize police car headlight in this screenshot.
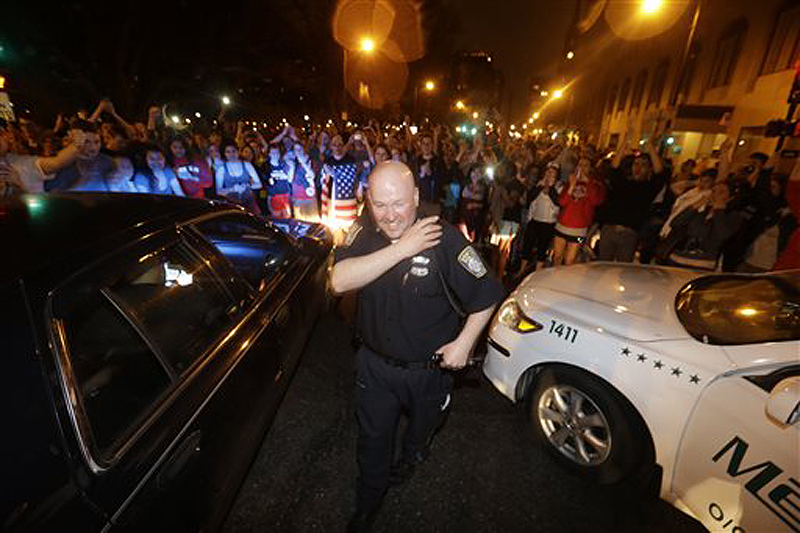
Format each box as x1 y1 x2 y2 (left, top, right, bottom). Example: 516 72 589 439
497 300 542 333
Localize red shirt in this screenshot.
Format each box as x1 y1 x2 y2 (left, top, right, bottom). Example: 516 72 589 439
557 179 605 230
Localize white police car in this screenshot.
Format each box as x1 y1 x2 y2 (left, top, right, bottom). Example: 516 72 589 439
483 263 799 533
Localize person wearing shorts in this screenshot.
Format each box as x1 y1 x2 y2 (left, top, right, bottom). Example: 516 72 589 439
552 158 605 266
266 144 292 218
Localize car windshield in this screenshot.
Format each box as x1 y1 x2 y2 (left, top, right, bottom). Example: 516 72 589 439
675 272 800 345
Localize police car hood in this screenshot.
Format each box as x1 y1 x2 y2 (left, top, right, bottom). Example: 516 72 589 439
517 263 705 342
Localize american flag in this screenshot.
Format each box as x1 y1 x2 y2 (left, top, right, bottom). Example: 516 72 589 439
321 158 360 224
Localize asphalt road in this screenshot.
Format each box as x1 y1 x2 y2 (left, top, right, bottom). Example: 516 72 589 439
223 309 706 533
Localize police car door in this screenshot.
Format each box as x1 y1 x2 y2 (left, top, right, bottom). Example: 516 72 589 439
671 362 800 533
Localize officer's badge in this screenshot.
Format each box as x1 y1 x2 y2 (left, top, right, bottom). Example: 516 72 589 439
411 255 430 265
410 266 429 277
458 246 487 278
343 222 362 248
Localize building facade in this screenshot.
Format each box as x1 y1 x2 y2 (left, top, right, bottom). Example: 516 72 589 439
554 0 800 171
451 51 504 116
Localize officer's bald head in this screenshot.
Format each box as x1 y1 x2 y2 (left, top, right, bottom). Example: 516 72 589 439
369 161 415 191
367 161 419 240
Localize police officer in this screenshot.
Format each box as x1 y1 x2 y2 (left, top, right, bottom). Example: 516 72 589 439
330 161 503 532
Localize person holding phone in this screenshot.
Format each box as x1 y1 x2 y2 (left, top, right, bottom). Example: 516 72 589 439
519 162 562 273
552 157 605 266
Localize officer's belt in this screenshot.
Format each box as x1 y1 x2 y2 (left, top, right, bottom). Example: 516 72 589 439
362 342 442 370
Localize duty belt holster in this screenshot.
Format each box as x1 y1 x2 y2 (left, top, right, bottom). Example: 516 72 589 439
362 342 442 370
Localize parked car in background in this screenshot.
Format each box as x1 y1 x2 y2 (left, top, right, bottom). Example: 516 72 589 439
2 193 332 532
484 263 799 533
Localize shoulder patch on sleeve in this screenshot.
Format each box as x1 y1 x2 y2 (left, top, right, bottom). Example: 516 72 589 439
458 245 487 278
343 221 362 248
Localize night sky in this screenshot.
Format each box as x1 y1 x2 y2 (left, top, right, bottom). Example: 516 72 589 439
1 0 574 123
454 0 576 119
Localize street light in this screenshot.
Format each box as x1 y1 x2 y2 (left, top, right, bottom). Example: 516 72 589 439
472 111 478 119
566 51 575 60
424 80 435 91
455 100 465 110
533 111 540 119
221 95 231 106
641 0 664 14
552 89 564 99
360 37 375 53
540 90 549 97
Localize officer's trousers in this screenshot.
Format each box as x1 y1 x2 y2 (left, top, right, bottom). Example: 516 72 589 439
354 347 452 510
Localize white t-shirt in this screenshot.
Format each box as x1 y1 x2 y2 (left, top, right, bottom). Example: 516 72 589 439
1 153 51 194
528 189 560 224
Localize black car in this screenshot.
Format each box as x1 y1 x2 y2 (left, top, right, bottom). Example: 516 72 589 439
1 193 332 532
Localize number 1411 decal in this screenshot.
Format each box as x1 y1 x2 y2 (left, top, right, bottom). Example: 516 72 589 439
549 320 579 343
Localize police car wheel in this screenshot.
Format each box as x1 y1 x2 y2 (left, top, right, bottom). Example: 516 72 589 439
527 365 648 484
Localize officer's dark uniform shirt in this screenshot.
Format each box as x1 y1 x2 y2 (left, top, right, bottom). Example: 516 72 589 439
334 213 504 362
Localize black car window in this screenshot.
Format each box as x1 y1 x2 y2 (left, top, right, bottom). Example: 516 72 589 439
106 241 238 376
62 292 171 454
193 214 291 291
675 272 800 345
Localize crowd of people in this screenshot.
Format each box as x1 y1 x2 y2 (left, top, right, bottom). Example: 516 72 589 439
1 97 796 277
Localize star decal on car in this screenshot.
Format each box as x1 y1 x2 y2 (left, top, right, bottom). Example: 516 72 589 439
653 360 664 369
636 353 647 362
689 374 700 384
671 367 683 377
621 347 631 356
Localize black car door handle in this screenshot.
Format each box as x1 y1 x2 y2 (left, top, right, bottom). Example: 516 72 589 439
157 430 203 489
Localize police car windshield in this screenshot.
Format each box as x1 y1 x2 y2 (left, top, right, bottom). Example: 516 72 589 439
675 272 800 345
